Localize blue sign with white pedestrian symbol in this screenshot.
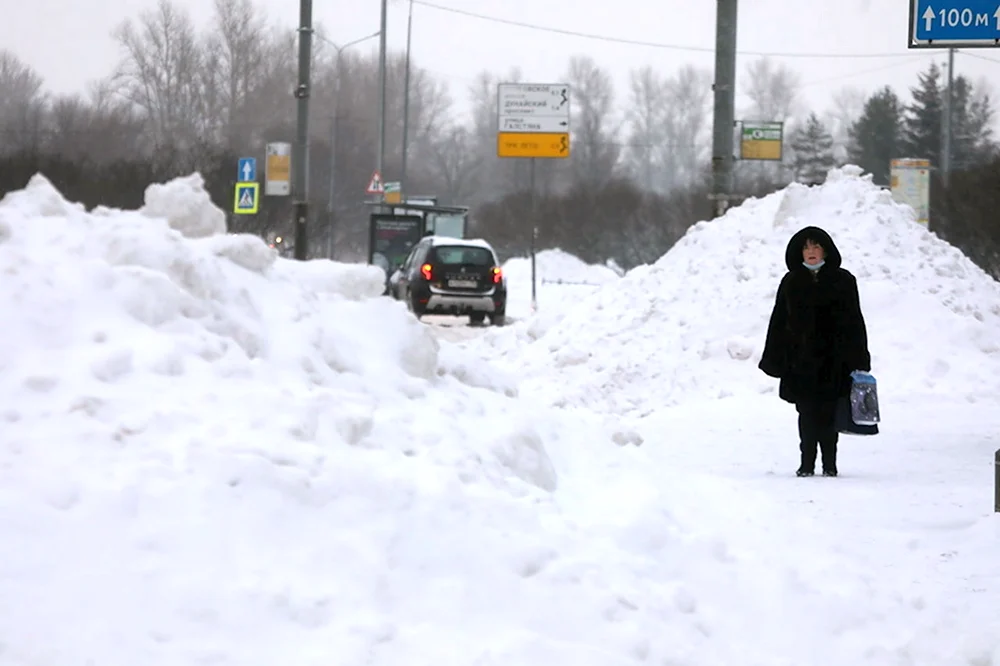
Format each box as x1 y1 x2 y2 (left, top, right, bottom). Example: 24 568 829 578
910 0 1000 47
233 182 259 215
238 157 256 182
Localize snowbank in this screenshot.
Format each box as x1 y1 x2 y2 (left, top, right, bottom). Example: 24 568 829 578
483 166 1000 415
501 249 621 321
0 173 995 665
0 174 697 663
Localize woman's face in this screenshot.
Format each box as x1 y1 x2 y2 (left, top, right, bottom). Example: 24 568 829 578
802 240 825 266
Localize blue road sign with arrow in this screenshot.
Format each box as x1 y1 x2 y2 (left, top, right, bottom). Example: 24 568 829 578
238 157 256 182
910 0 1000 47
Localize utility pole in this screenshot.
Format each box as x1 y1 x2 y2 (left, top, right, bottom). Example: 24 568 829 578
325 31 380 258
941 47 955 189
529 157 537 312
326 47 344 258
401 0 414 195
376 0 389 200
291 0 313 260
710 0 738 219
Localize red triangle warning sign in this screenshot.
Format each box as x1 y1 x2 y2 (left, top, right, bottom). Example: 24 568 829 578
365 170 384 194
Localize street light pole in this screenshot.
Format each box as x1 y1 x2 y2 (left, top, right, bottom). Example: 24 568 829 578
401 0 414 196
292 0 313 260
376 0 388 201
324 30 380 258
710 0 738 220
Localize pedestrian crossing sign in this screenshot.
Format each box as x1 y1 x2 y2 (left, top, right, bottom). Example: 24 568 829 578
233 182 259 214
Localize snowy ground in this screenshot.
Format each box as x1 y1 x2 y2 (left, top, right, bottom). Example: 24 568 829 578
1 168 999 665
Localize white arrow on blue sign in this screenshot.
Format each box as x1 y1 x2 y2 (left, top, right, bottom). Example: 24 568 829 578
238 157 257 182
909 0 1000 47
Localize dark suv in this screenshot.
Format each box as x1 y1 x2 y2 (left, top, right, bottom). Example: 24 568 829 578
388 236 507 326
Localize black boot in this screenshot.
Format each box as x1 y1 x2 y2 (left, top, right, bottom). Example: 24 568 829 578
797 441 817 477
820 439 838 477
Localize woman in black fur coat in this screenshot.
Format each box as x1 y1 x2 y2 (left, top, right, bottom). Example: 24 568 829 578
758 226 872 477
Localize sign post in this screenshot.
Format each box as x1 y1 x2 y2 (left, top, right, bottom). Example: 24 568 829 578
908 0 1000 48
738 121 784 161
890 158 931 226
265 142 291 196
496 83 572 313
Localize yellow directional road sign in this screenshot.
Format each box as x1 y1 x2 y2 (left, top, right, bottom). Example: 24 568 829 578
233 182 260 214
497 132 570 158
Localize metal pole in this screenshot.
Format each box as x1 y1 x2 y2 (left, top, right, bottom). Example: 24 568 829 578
325 51 341 260
376 0 388 194
710 0 738 219
292 0 313 261
327 47 342 218
942 47 955 189
322 31 378 259
401 0 414 196
529 157 537 312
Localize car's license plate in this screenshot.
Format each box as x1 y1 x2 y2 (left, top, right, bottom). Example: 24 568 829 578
448 279 476 288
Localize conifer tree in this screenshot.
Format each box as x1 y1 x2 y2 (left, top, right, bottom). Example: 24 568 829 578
947 76 996 170
789 113 835 184
903 63 943 164
847 86 904 186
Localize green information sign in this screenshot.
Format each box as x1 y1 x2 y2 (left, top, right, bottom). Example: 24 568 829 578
740 121 784 161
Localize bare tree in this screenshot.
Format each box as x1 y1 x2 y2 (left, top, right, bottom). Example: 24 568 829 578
824 85 866 163
565 55 620 188
382 56 452 188
0 50 47 154
623 66 666 192
47 95 95 162
111 0 206 156
200 0 270 149
742 57 801 121
623 64 710 195
664 64 712 191
429 125 480 203
739 57 802 191
45 80 147 164
244 26 297 139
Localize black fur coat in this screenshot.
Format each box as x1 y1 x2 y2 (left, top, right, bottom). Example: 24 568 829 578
758 226 871 404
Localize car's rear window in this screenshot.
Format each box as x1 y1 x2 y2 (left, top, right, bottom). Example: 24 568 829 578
431 246 494 266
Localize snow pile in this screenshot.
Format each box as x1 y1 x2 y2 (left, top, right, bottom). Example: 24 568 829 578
0 173 997 665
485 166 1000 415
501 249 621 320
0 173 590 663
140 172 227 238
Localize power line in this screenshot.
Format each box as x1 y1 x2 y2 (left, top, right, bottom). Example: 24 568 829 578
413 0 928 60
958 50 1000 64
800 55 939 88
420 56 938 93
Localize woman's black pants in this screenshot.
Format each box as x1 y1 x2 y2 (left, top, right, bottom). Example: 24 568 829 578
796 399 839 471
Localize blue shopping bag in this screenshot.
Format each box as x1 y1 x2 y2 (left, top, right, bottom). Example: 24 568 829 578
836 371 880 436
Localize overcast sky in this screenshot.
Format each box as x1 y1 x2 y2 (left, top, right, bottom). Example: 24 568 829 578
3 0 998 123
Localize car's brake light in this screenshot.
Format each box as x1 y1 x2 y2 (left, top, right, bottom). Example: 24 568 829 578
421 263 433 280
491 266 502 284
